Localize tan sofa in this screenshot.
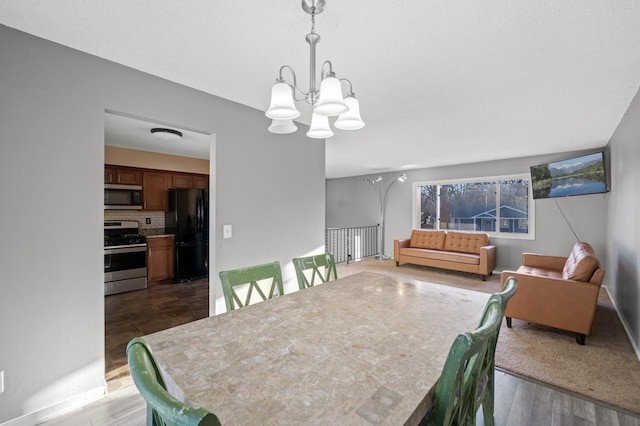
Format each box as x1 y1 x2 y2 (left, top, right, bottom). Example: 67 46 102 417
500 242 605 345
394 229 496 280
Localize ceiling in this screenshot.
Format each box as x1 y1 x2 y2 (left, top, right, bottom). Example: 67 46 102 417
2 1 640 178
104 112 211 160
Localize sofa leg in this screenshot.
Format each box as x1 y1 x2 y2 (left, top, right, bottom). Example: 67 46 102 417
395 261 399 267
575 333 586 345
506 317 512 328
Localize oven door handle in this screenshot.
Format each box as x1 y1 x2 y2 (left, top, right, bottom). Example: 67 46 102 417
104 244 147 255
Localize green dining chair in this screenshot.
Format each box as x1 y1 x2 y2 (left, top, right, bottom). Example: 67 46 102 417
474 277 518 426
292 253 337 290
127 337 221 426
219 261 284 311
425 299 503 426
494 276 518 318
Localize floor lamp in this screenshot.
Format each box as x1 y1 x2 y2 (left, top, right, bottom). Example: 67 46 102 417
364 173 408 259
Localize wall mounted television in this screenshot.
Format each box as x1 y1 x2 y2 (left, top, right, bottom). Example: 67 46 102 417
530 151 609 200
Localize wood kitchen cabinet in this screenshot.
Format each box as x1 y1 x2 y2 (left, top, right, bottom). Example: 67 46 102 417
171 173 193 188
105 164 208 210
104 166 142 185
172 173 209 189
192 174 209 189
143 171 170 211
147 236 174 285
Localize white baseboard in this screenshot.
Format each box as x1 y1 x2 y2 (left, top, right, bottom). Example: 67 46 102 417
603 285 640 362
1 386 105 426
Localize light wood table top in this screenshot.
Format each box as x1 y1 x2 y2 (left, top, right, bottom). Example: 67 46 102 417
143 271 489 425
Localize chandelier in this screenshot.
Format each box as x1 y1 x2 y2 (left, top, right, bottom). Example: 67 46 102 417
265 0 365 138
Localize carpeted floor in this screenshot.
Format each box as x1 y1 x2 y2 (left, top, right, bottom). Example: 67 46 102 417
336 258 640 415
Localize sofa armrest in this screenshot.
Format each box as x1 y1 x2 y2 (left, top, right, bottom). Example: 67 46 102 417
479 245 496 276
522 253 567 271
590 268 605 286
394 239 410 261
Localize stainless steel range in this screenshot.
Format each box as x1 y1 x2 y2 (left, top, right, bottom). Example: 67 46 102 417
104 220 147 295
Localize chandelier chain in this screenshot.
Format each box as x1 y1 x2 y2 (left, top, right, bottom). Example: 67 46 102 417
311 7 316 34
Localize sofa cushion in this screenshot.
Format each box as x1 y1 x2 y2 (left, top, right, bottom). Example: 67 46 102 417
399 248 480 265
517 265 563 280
409 230 446 250
443 231 489 255
562 242 600 281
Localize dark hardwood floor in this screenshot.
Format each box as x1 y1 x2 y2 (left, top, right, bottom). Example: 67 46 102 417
104 279 209 392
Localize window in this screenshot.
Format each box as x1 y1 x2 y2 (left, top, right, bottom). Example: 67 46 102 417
413 174 534 239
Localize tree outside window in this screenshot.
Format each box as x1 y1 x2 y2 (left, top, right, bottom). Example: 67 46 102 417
415 175 532 238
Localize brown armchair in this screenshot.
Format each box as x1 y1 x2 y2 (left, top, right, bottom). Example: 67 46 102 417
500 242 605 345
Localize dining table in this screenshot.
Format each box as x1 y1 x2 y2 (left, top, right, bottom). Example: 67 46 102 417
142 271 490 425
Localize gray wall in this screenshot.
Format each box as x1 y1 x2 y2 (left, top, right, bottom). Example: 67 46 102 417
0 25 325 424
327 152 608 272
606 85 640 353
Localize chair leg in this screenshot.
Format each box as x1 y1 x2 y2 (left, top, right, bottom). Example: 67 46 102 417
482 401 495 426
481 374 496 426
146 403 154 426
575 333 586 345
506 317 512 328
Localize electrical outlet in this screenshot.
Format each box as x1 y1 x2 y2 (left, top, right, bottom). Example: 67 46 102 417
0 370 5 394
145 218 151 225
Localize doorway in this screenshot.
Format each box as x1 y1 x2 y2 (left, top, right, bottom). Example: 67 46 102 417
103 110 214 391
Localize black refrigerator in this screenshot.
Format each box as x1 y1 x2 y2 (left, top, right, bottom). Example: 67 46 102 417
165 188 209 282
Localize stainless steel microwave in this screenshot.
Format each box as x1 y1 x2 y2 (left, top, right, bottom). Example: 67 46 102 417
104 184 143 210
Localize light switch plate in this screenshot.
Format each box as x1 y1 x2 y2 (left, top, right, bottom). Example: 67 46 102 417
0 370 5 394
223 224 232 239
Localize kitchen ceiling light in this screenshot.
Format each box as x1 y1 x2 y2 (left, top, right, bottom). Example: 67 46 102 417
265 0 364 139
150 128 183 142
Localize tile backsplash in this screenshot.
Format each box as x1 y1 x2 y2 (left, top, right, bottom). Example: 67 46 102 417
104 210 165 230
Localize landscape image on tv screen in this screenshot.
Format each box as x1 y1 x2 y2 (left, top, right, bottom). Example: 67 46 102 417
530 152 607 199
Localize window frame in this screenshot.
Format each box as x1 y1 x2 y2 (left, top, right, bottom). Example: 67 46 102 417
412 173 535 240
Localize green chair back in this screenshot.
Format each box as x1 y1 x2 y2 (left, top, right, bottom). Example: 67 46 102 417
479 277 518 361
292 253 337 290
428 299 503 426
127 337 221 426
494 276 518 318
219 261 284 311
475 277 518 425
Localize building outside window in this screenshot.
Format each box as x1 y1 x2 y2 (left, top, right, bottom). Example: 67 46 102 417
414 174 534 239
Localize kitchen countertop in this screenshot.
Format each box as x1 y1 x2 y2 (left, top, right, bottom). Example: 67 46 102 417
140 228 174 238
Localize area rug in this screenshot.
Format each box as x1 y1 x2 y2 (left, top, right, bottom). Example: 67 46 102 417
336 258 640 415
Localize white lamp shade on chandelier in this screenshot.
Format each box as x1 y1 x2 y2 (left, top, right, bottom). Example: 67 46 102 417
307 113 334 139
265 82 300 120
265 0 364 139
334 95 365 130
268 119 298 134
314 75 349 116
